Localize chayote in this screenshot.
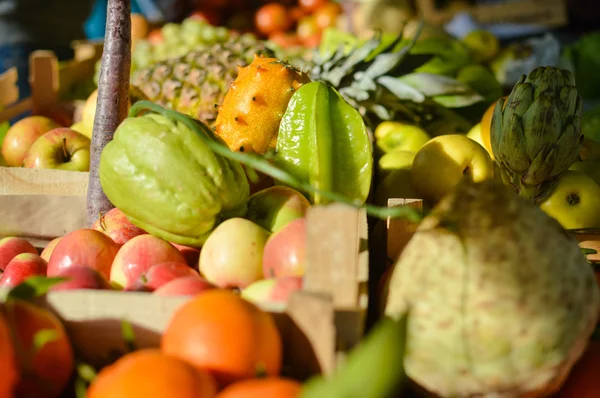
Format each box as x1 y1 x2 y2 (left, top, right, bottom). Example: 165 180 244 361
99 113 250 247
275 81 373 205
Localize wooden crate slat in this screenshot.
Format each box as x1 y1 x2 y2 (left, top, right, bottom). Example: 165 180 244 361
0 168 88 196
387 198 423 265
0 67 19 107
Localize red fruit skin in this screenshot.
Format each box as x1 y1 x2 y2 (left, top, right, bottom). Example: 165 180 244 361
40 237 62 263
170 243 201 270
4 299 74 398
262 218 306 279
270 276 303 302
154 276 216 297
0 253 47 288
46 229 120 280
50 266 112 291
92 208 147 246
0 237 38 271
126 262 200 292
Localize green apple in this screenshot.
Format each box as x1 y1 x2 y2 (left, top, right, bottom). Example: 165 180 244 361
1 116 60 167
23 128 91 171
539 170 600 230
374 168 421 207
411 134 494 203
246 186 311 233
569 159 600 187
374 121 431 155
378 150 416 180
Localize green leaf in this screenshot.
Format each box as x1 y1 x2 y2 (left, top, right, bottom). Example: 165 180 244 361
275 82 373 206
121 319 136 353
5 276 68 303
74 361 98 398
398 73 477 97
376 76 426 103
32 329 59 355
432 93 486 108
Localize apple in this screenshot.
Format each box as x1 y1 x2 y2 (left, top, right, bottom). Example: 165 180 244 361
465 123 490 154
0 237 38 272
81 90 98 133
241 276 303 305
47 229 121 279
0 253 47 288
126 262 200 292
199 218 270 289
110 234 188 289
50 266 112 291
1 116 60 167
374 168 421 207
539 171 600 230
92 208 147 246
153 275 217 297
70 121 92 140
569 158 600 187
170 242 201 269
374 121 431 155
246 186 311 233
377 150 416 180
40 237 62 262
411 134 494 203
23 128 90 171
262 217 306 278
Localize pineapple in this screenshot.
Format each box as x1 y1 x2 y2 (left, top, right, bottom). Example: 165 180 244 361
213 55 311 155
130 35 275 125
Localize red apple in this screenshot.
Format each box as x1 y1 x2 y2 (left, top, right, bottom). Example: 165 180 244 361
50 266 112 291
110 235 188 289
241 276 303 305
262 217 306 279
0 253 48 288
23 128 90 171
47 229 120 279
126 262 200 292
170 242 201 269
0 237 38 272
1 116 60 167
40 237 62 263
153 275 216 297
92 208 147 246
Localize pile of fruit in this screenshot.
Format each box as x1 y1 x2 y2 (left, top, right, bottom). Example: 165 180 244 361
2 6 600 397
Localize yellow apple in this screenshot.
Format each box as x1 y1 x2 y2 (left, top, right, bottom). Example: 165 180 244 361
465 122 494 157
539 171 600 230
374 121 430 154
374 168 421 206
377 150 416 180
82 89 99 132
70 121 92 139
411 134 494 203
570 159 600 187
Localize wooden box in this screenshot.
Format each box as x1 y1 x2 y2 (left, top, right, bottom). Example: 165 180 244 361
415 0 568 27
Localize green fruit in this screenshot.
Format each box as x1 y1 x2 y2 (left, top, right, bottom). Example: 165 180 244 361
377 150 416 180
569 158 600 187
275 81 373 206
99 113 250 247
462 30 500 63
300 315 408 398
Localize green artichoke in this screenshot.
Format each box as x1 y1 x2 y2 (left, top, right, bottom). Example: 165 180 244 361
99 112 250 247
385 179 600 397
491 66 584 202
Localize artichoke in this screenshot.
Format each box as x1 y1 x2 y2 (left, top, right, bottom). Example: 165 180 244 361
99 112 250 248
385 179 600 397
491 66 584 202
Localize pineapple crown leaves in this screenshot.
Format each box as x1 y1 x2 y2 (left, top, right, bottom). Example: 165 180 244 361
310 21 485 121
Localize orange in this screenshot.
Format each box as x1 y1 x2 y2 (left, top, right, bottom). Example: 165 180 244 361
131 13 149 44
555 340 600 397
87 349 217 398
4 299 74 398
480 96 507 158
216 377 302 398
161 289 283 389
255 3 292 36
0 310 18 398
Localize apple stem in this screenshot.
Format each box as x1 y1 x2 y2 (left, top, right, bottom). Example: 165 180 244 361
61 138 70 162
86 0 132 226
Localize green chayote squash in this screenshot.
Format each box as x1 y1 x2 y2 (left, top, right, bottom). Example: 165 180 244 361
275 81 373 205
99 113 249 247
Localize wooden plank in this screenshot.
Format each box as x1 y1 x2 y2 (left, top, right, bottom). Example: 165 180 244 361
29 51 60 114
304 203 362 309
0 168 89 196
0 67 19 107
572 229 600 263
0 98 33 123
387 198 423 264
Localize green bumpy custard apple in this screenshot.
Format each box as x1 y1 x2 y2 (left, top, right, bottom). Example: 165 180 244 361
99 113 250 247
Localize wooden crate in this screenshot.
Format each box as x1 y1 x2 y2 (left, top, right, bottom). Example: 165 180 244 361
0 42 102 124
23 203 370 379
415 0 568 27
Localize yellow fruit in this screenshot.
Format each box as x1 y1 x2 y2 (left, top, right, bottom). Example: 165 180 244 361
480 96 507 158
462 30 500 63
411 134 494 203
214 55 311 155
374 121 430 154
377 150 415 180
70 121 92 139
82 90 99 131
539 170 600 230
